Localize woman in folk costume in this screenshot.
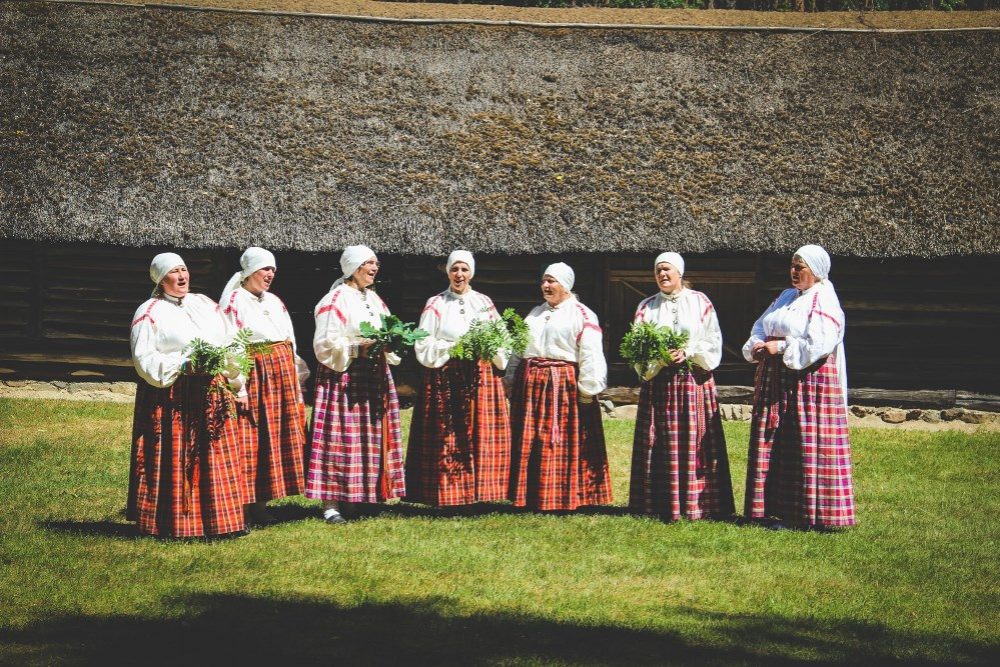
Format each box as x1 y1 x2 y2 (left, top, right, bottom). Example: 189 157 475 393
127 252 247 538
629 252 735 521
220 247 309 526
504 262 612 511
306 245 406 524
405 250 511 508
742 244 855 531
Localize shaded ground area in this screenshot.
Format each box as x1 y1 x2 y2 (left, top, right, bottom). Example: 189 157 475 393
97 0 1000 29
3 593 995 665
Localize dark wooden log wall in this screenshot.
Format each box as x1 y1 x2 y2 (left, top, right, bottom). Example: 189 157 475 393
1 241 997 397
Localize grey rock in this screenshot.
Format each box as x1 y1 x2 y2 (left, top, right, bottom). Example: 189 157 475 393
941 408 964 421
881 408 907 424
920 411 942 424
958 411 986 424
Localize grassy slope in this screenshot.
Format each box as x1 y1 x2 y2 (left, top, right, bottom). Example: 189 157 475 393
0 398 997 665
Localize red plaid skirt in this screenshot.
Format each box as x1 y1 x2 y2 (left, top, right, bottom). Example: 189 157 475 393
629 366 735 520
127 375 245 537
405 359 511 506
240 341 307 503
508 358 613 510
306 359 406 503
745 348 856 527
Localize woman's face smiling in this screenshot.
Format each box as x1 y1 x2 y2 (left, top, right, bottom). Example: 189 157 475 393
541 275 569 307
790 256 818 291
244 267 275 296
160 265 190 298
352 257 379 289
449 261 471 294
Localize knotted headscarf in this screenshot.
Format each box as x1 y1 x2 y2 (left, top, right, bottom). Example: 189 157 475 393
221 247 276 301
446 250 475 278
331 245 377 290
543 262 575 291
149 252 185 296
794 244 831 281
653 251 685 276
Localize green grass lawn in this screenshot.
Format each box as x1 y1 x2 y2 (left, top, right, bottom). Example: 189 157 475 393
1 398 997 665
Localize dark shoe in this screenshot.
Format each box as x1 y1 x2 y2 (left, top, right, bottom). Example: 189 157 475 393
766 520 787 531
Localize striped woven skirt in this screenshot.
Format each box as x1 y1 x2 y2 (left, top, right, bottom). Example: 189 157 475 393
508 358 613 511
240 341 307 503
127 375 246 538
305 359 406 503
629 367 735 520
405 359 511 506
745 349 856 527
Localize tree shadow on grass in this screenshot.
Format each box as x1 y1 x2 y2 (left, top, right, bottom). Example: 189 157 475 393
1 593 995 666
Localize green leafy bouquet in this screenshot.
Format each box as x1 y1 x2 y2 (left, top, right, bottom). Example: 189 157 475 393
619 321 691 380
183 328 254 381
182 329 254 426
450 308 530 362
359 314 429 360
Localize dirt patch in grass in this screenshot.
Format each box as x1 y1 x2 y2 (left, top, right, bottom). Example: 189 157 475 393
120 1 1000 30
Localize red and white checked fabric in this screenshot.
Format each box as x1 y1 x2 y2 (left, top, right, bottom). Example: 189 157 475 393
306 359 406 502
745 345 856 527
405 359 511 506
508 358 612 510
127 375 245 537
629 366 735 520
240 341 307 503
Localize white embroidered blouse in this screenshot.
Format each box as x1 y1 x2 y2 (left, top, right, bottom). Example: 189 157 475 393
414 288 509 370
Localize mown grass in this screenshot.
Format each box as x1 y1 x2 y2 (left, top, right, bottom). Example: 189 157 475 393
0 398 997 665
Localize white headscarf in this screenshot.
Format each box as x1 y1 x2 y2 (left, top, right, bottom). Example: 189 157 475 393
332 245 376 290
446 250 475 278
149 252 185 296
221 247 276 301
653 251 685 276
794 244 831 281
544 262 575 292
794 244 848 405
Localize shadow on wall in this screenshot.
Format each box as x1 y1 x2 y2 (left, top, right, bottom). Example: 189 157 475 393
1 592 993 665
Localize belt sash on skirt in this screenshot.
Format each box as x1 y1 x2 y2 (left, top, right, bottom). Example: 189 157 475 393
127 374 245 537
306 358 406 503
629 365 735 520
744 338 856 526
240 341 307 503
405 359 511 506
508 358 613 510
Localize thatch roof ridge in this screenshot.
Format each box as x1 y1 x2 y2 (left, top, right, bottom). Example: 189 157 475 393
2 1 998 257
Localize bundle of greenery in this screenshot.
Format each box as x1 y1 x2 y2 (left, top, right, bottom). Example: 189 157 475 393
619 321 691 380
359 314 429 360
450 308 530 362
183 328 255 381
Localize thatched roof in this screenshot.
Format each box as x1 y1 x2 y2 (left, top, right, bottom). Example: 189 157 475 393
2 1 998 257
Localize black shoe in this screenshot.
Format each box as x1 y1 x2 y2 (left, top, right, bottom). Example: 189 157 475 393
766 520 787 531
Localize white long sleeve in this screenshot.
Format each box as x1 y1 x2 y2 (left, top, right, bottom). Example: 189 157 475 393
414 289 507 370
742 283 847 403
508 296 607 399
221 287 310 386
742 284 844 368
634 289 722 376
130 293 243 392
313 285 399 372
